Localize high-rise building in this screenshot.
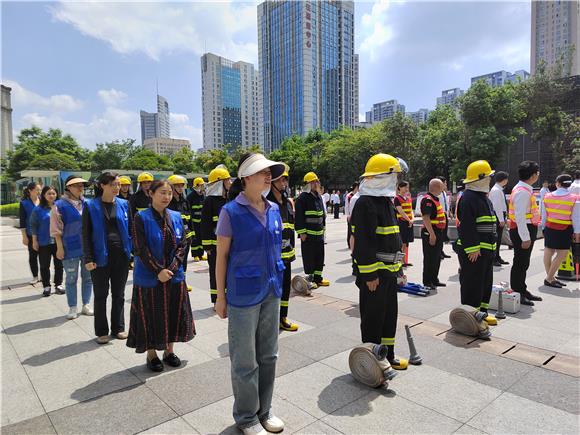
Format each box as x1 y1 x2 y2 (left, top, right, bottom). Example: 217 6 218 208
531 0 580 76
258 0 358 152
365 100 405 124
406 108 430 125
436 88 465 107
1 85 13 155
143 137 190 156
471 70 530 87
140 94 171 144
201 53 260 151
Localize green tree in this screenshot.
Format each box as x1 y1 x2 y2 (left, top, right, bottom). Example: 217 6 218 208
171 147 201 174
28 151 81 171
122 148 172 170
194 149 235 175
91 139 137 171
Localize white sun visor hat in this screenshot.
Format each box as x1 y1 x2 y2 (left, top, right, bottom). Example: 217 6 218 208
238 153 285 180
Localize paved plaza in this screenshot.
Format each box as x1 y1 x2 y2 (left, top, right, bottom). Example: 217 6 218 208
1 215 579 434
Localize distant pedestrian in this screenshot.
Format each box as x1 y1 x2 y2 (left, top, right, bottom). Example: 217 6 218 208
331 190 341 219
437 176 451 259
421 179 447 290
394 181 414 267
20 181 41 284
489 171 510 266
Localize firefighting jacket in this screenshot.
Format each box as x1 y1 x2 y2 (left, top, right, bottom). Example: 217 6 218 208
295 191 325 239
201 195 227 251
457 189 497 254
267 191 296 262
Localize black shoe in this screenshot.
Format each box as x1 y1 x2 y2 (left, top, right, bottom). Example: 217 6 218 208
441 253 451 259
42 288 51 297
403 263 413 267
163 352 181 367
493 261 502 267
146 356 164 372
435 282 446 287
555 280 567 287
520 296 535 306
499 258 509 265
544 279 562 288
525 291 543 302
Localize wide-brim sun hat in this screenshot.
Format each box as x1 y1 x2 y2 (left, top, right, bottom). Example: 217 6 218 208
65 177 88 186
238 153 285 180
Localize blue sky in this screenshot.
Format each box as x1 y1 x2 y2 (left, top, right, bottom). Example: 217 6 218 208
2 0 531 150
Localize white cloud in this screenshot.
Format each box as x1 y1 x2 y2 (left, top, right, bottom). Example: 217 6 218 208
359 0 395 62
50 1 259 64
97 88 127 106
4 79 83 112
171 113 203 150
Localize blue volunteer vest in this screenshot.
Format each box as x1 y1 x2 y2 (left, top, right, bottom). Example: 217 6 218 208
224 200 284 308
86 197 132 267
55 198 84 260
21 199 35 236
133 208 185 287
32 206 52 247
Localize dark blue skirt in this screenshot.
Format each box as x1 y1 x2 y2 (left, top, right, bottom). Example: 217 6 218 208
544 226 573 250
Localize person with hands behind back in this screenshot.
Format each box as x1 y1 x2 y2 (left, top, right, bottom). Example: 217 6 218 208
420 178 447 290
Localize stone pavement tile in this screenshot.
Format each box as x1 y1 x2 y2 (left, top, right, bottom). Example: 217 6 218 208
1 414 56 435
317 316 360 341
277 344 316 377
324 299 357 312
1 303 67 330
321 389 462 434
276 362 370 419
410 320 451 337
293 420 343 434
189 328 230 359
392 365 502 423
453 424 488 434
286 303 349 328
306 294 340 306
279 327 360 362
556 337 580 358
398 298 454 320
48 384 177 435
318 350 350 374
466 337 515 356
437 330 478 348
467 392 580 434
146 356 233 415
192 314 228 334
1 351 45 426
270 394 318 433
502 343 555 366
278 320 315 340
544 353 580 377
181 395 238 435
139 416 200 434
507 366 580 414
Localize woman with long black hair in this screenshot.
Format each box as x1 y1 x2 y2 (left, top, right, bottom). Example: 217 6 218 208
83 172 132 344
30 186 63 297
20 181 41 284
127 180 195 372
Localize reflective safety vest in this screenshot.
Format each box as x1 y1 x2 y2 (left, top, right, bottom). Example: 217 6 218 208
508 186 540 229
395 194 413 221
544 192 577 230
55 198 84 260
422 195 446 229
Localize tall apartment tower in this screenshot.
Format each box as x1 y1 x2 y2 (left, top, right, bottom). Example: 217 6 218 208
531 0 580 76
365 100 405 124
258 0 358 152
1 85 13 155
140 94 171 144
201 53 260 150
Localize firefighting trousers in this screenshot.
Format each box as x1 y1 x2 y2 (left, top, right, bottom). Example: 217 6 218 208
208 249 217 303
356 274 398 348
301 236 325 283
280 262 291 319
458 249 493 311
421 229 444 286
190 222 204 259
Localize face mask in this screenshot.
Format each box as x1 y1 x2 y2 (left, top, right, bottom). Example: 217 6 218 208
359 173 398 197
466 177 491 193
303 184 312 194
206 181 223 197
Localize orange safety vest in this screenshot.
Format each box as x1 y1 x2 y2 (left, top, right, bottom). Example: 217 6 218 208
508 186 540 229
422 195 446 229
396 194 414 221
544 192 577 230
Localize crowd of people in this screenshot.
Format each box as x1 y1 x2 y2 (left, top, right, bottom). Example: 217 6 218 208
17 153 579 434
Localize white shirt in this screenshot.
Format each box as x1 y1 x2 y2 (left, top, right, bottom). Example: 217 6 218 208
540 187 580 233
322 192 330 204
331 193 340 204
348 192 360 217
570 179 580 196
345 191 357 219
438 191 450 214
489 183 507 223
511 180 535 242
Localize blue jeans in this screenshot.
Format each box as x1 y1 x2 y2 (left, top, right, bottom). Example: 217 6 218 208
228 292 280 429
63 257 93 308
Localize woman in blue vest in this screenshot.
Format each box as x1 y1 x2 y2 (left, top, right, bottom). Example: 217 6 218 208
215 152 286 435
20 181 41 284
83 172 132 344
127 180 195 372
30 186 63 297
51 175 93 320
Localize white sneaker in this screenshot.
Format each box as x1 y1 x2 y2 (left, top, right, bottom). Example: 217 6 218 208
81 305 94 316
241 423 267 435
261 416 284 433
66 307 78 320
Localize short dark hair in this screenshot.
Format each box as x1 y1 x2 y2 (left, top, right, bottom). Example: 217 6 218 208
398 181 409 189
94 171 119 197
351 182 359 190
517 161 539 181
556 173 573 188
495 171 509 183
21 181 39 200
436 176 446 183
574 170 580 180
149 179 171 194
39 186 59 208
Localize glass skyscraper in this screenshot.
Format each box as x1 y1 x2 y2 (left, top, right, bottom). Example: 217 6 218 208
140 94 171 144
258 0 358 152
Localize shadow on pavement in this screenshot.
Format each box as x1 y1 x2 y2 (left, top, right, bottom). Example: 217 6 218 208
538 285 580 299
70 372 142 404
1 294 43 305
335 275 355 284
343 306 360 318
3 316 68 335
22 339 100 366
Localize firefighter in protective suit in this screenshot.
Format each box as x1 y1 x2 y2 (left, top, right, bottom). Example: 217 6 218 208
295 172 329 287
452 160 498 339
350 154 408 370
129 172 153 218
187 177 206 262
201 165 231 304
267 164 299 331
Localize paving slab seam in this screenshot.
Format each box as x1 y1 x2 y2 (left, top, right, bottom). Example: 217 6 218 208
461 390 510 432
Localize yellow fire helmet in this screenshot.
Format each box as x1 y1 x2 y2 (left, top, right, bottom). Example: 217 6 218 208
119 176 132 185
137 172 154 183
193 177 205 187
208 165 231 183
303 171 319 183
168 175 187 185
362 154 402 177
463 160 495 184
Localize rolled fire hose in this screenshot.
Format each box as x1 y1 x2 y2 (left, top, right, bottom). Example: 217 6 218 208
349 343 397 388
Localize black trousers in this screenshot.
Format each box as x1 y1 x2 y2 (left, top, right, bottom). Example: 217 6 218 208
509 225 538 295
357 274 398 347
91 248 130 337
191 222 204 258
27 237 39 278
280 262 292 319
347 220 352 249
38 244 63 288
333 204 340 219
495 221 504 261
208 249 217 303
458 249 493 310
422 229 444 286
301 236 325 283
182 246 189 273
